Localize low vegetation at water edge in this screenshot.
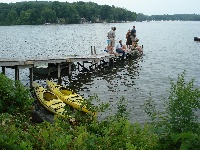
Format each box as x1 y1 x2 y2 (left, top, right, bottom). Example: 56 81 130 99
0 72 199 150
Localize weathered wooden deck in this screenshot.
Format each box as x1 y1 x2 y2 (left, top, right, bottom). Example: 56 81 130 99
0 53 117 87
0 47 141 88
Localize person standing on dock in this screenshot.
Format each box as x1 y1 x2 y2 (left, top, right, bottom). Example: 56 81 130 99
126 29 132 49
104 45 114 54
107 27 113 46
112 27 116 47
107 27 116 49
131 26 136 49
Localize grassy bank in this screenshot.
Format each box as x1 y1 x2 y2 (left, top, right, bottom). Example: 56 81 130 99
0 71 199 150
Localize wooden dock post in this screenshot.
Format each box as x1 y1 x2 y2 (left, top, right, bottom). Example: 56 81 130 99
15 66 19 81
29 67 33 88
77 62 80 71
2 66 5 75
57 63 61 79
94 46 96 55
67 62 72 74
48 63 51 77
91 46 93 55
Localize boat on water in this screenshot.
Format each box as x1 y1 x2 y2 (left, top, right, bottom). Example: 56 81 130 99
46 80 96 116
33 82 67 117
194 37 200 41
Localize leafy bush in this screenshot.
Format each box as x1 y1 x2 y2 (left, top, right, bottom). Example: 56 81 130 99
143 71 200 149
1 71 199 149
0 88 159 150
0 113 159 149
0 73 34 114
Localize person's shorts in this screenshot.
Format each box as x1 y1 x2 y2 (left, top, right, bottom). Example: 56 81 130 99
131 36 136 42
107 39 111 45
110 38 115 47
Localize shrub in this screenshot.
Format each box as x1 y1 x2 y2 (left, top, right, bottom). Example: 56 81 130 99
0 73 34 114
0 91 159 150
143 71 200 149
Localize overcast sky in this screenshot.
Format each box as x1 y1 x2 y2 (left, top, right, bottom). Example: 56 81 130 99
0 0 200 15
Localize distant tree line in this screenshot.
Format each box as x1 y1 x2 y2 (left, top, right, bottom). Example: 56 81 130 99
0 1 137 25
137 13 200 21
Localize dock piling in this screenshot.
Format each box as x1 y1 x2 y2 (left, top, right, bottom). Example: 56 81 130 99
94 46 96 55
91 46 93 55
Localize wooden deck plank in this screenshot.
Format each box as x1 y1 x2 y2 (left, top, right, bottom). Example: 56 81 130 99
0 61 26 66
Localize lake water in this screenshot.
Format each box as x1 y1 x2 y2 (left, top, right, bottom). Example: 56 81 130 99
1 21 200 123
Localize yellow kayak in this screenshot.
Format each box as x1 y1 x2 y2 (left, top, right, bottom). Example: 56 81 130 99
46 80 96 116
33 82 66 117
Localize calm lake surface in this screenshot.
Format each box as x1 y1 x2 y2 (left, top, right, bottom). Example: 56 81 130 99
1 21 200 123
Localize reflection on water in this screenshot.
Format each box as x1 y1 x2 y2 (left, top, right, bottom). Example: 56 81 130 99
1 21 200 123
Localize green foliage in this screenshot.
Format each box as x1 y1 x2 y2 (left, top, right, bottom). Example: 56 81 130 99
115 97 130 119
1 71 199 149
143 71 200 149
150 14 200 21
0 1 137 25
0 84 159 149
166 72 200 133
170 132 200 150
0 73 34 114
137 13 200 22
1 110 158 150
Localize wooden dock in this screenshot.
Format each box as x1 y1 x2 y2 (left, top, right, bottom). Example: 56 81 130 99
0 53 116 87
0 48 140 88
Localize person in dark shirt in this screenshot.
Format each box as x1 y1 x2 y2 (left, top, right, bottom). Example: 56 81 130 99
131 26 136 49
126 29 132 49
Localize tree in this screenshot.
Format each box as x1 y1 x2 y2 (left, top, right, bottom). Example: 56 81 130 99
63 4 80 24
0 3 10 25
99 5 112 21
0 1 138 25
19 9 32 25
41 8 57 23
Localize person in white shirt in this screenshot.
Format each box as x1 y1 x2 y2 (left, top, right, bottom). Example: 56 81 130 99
116 40 126 58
